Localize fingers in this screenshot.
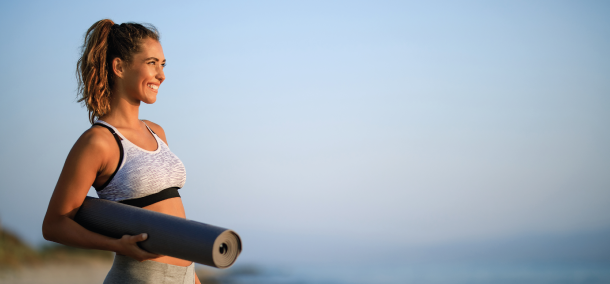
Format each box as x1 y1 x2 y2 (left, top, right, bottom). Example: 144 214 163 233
134 233 148 243
139 251 161 261
118 233 161 262
133 249 160 262
122 233 147 244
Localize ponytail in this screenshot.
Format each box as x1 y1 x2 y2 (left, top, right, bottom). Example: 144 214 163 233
76 19 160 124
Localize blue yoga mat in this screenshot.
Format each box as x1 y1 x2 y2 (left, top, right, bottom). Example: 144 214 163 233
74 196 241 268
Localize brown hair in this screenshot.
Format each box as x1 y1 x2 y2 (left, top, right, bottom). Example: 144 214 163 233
76 19 160 124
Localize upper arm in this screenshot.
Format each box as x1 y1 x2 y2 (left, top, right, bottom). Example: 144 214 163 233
44 128 113 221
142 120 168 146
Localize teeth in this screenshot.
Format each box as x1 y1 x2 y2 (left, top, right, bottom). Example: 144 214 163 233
147 84 159 90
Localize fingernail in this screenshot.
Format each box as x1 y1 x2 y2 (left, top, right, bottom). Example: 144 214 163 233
142 233 148 239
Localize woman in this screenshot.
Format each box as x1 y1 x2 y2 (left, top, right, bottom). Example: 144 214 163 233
42 19 201 284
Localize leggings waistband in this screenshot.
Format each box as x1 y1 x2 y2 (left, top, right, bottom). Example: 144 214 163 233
104 254 195 284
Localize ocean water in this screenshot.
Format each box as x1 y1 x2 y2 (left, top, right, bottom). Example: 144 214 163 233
211 262 610 284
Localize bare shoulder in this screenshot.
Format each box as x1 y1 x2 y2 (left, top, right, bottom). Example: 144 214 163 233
142 120 168 145
78 125 117 153
65 125 118 170
47 125 118 218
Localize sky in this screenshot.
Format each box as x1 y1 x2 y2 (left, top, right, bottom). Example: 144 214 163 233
0 0 609 265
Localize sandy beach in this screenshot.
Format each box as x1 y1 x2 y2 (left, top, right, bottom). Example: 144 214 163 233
0 257 112 284
0 259 222 284
0 260 219 284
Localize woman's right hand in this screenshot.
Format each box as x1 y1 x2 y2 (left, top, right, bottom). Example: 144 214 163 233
115 233 161 262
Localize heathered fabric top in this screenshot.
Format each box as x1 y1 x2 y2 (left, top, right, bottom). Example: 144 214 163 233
94 120 186 202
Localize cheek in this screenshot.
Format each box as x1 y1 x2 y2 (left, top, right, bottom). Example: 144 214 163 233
125 71 141 85
140 69 155 82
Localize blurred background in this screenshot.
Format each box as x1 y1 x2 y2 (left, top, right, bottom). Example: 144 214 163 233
1 0 609 283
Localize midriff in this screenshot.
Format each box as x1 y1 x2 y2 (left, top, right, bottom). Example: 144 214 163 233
141 196 192 267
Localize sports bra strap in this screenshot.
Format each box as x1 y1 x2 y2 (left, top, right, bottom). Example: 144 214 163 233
142 120 157 135
93 123 124 191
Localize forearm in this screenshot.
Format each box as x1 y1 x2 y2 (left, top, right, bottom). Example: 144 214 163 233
43 214 119 253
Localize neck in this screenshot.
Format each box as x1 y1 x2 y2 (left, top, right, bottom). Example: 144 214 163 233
99 93 142 129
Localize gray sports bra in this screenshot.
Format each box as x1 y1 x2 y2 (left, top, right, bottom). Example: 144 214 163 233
93 120 186 207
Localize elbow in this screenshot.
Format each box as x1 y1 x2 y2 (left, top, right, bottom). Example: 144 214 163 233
42 232 52 242
41 216 59 242
42 220 53 241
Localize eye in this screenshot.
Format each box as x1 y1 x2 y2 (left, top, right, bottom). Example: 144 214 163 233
161 63 166 68
148 61 156 66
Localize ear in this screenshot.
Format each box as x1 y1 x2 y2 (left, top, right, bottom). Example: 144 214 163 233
112 57 125 78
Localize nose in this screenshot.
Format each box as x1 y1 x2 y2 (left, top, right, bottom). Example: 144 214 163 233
156 66 165 83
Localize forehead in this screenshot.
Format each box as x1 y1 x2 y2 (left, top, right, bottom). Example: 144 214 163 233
134 38 165 59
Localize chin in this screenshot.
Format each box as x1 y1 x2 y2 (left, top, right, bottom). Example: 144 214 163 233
143 97 157 104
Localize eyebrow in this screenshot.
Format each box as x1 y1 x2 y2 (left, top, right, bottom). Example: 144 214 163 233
144 57 166 63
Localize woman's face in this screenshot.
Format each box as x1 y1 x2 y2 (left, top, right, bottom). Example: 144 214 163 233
120 37 166 104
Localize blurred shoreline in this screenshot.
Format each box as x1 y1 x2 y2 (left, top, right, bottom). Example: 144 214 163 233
0 225 113 283
0 226 223 284
3 226 610 284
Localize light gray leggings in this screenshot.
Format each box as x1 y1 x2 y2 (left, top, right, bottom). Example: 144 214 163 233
104 255 195 284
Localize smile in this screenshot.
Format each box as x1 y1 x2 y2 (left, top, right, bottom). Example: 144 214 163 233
147 84 159 90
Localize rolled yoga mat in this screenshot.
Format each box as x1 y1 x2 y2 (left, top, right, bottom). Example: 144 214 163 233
74 196 241 268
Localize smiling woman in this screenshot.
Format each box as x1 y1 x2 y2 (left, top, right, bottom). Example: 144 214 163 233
76 20 163 123
42 19 200 284
116 38 166 106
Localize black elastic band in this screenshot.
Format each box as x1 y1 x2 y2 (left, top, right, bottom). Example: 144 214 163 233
119 187 181 208
93 123 124 191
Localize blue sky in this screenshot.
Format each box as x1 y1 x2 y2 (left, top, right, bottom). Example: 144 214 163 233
0 0 609 264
